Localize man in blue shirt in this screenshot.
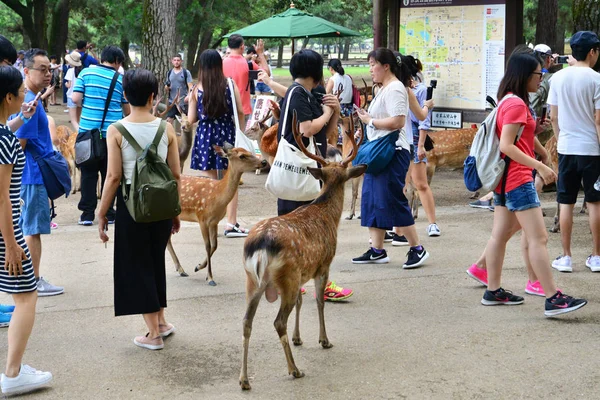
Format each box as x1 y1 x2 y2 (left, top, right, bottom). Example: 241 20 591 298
75 40 99 69
14 49 64 296
72 46 130 225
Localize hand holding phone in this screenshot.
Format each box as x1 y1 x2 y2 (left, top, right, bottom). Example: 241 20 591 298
26 91 44 113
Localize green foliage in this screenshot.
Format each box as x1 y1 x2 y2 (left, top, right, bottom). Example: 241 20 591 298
0 3 24 49
524 0 573 44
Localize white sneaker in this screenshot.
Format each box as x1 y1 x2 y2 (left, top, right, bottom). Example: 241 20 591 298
37 277 64 297
585 255 600 272
551 255 572 272
1 364 52 394
427 223 441 237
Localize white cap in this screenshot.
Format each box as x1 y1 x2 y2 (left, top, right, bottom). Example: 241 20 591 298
533 44 552 55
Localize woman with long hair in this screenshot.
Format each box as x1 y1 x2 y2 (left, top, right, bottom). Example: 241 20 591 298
0 66 52 394
480 53 587 316
353 48 429 268
188 49 248 237
98 69 181 349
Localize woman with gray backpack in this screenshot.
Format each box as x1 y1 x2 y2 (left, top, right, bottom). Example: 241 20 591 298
97 69 182 350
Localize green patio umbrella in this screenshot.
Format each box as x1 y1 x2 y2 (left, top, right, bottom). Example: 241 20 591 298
224 3 361 53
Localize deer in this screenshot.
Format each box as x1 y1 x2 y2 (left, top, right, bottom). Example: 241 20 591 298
166 143 266 284
406 127 477 219
55 125 79 194
239 111 365 391
174 102 196 172
244 110 275 170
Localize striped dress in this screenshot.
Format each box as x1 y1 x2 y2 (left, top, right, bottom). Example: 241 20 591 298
0 125 36 293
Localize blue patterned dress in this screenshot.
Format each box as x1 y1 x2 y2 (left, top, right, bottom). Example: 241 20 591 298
190 85 236 171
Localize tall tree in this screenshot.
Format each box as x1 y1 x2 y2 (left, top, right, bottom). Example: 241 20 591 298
535 0 559 52
1 0 48 48
141 0 179 95
573 0 600 70
48 0 71 59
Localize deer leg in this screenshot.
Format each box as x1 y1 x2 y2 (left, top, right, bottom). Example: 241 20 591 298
581 200 588 214
205 223 219 286
346 177 360 220
240 283 266 391
167 237 188 277
292 289 303 346
274 290 304 379
551 202 561 233
314 273 333 349
195 222 211 272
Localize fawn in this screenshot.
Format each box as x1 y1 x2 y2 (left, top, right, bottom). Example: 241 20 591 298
239 111 366 390
174 102 195 172
55 125 79 194
166 143 266 284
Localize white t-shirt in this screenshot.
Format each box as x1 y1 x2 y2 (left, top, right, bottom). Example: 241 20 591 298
65 67 76 98
366 80 409 150
331 73 353 104
547 66 600 156
119 119 169 184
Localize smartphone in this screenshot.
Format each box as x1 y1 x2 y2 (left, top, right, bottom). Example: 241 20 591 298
556 56 569 64
541 105 548 123
248 70 259 80
353 104 361 112
26 90 44 112
426 79 437 100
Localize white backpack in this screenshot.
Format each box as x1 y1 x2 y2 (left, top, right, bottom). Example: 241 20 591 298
463 94 524 194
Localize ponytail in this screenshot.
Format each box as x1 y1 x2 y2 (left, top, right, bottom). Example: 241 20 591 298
327 58 345 75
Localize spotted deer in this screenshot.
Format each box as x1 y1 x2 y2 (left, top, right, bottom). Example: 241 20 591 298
407 127 477 218
239 111 365 390
55 125 79 194
166 144 266 283
244 110 275 169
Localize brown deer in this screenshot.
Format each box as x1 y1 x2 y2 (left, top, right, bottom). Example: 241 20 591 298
174 103 196 172
166 144 266 283
55 125 79 194
239 111 365 390
244 110 274 169
406 127 477 218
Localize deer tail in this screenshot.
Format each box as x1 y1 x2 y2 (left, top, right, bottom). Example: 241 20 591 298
244 249 269 286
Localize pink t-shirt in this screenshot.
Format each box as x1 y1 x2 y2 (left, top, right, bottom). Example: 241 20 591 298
222 54 258 115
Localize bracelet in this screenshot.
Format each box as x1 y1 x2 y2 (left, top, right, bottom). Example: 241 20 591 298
18 112 31 124
368 119 375 130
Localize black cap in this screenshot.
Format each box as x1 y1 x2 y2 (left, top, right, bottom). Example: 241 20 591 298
570 31 600 52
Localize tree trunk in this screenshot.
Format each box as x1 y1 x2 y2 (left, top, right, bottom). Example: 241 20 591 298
343 38 351 60
535 0 559 53
120 37 132 69
3 0 48 48
190 30 213 76
277 40 284 68
573 0 600 32
142 0 180 96
32 0 48 49
301 37 310 49
555 25 566 55
48 0 70 60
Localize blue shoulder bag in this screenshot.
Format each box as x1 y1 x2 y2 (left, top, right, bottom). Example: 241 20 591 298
28 145 71 200
352 130 399 175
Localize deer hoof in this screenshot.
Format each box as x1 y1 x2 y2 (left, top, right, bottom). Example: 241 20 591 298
240 379 251 390
179 271 189 277
319 339 333 349
357 215 361 219
208 280 217 286
291 370 305 379
292 337 303 346
345 214 354 220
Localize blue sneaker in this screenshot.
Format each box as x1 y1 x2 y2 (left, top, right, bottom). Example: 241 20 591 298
0 313 11 328
0 304 15 314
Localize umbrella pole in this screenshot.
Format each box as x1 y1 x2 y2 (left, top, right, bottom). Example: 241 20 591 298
291 38 295 55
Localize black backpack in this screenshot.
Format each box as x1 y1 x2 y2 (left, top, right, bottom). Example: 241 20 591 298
165 68 190 87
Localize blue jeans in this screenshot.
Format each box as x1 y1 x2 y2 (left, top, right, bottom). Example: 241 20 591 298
493 181 540 212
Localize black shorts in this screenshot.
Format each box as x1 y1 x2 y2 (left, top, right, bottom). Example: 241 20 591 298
166 103 187 119
557 154 600 204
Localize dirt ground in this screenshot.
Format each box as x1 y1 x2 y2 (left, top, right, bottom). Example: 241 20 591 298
1 107 599 399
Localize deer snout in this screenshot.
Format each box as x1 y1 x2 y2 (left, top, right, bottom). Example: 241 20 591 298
260 159 267 167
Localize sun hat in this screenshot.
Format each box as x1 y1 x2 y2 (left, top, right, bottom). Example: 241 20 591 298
65 51 82 67
533 44 552 56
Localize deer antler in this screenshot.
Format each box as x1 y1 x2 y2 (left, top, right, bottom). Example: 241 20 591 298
157 89 181 118
292 110 329 167
341 112 361 167
258 110 272 125
152 94 164 117
361 78 369 109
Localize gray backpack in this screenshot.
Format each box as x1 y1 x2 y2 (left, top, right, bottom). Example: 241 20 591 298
113 121 181 223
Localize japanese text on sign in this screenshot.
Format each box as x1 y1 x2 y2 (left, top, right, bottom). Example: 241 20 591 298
431 111 463 128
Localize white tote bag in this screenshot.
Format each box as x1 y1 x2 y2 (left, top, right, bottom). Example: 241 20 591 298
265 86 321 201
228 78 255 153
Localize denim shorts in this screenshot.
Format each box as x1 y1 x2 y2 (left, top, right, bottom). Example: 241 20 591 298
493 181 540 212
67 98 76 108
20 184 51 236
412 122 427 164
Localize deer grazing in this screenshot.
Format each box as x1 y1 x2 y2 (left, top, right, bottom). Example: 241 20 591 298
406 127 477 218
166 143 266 284
239 111 365 390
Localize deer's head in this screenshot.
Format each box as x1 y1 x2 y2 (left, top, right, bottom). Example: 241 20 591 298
292 110 366 187
213 142 267 172
175 102 191 132
244 111 272 141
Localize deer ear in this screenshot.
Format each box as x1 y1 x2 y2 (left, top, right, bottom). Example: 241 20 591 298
223 141 234 152
307 167 323 180
347 164 367 180
212 144 227 158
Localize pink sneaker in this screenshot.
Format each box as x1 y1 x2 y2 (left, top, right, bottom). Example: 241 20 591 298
134 333 164 350
466 264 488 286
525 281 561 297
50 222 58 230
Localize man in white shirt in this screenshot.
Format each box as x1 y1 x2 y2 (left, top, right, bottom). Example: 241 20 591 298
547 31 600 273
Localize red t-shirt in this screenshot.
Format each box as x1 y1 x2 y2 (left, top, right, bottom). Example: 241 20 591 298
222 54 259 115
494 95 536 194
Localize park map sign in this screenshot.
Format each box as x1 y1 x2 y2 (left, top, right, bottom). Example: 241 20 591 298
400 0 506 110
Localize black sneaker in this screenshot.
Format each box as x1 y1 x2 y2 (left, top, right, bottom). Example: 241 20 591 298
352 248 390 264
481 288 524 306
544 291 587 317
403 247 429 269
384 231 393 243
392 234 409 246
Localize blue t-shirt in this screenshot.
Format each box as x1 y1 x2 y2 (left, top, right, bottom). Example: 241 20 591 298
78 51 99 68
12 91 53 185
74 64 128 137
408 82 431 131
